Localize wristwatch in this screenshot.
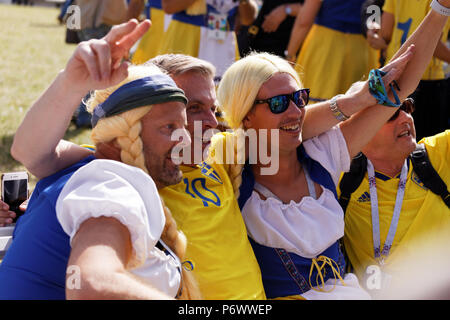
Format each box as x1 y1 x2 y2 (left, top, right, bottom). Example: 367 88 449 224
284 50 296 61
430 0 450 16
330 95 350 121
285 5 292 16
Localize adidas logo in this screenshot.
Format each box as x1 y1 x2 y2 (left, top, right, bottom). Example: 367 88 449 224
357 192 371 203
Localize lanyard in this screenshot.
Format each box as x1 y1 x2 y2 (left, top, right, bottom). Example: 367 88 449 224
367 159 408 265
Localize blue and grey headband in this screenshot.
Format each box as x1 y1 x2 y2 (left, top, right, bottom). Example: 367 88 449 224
91 73 188 128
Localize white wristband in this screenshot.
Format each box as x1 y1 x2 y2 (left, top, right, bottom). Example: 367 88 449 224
430 0 450 16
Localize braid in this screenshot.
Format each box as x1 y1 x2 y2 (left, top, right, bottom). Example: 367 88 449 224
160 199 202 300
230 129 246 199
115 112 148 173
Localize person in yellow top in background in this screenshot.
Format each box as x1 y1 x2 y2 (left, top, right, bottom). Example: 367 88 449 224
366 0 450 140
284 0 379 103
129 0 173 64
158 0 258 83
340 98 450 298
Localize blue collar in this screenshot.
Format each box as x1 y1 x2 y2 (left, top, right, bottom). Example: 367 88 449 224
238 144 337 210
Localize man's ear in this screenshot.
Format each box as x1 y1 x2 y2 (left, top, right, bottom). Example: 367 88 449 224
95 140 121 161
242 114 252 130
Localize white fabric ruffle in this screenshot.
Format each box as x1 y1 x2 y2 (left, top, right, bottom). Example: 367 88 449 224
242 127 350 258
56 159 180 297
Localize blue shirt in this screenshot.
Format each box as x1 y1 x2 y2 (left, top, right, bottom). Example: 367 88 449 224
315 0 366 34
0 156 95 300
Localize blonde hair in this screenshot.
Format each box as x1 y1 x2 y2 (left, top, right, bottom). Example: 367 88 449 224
148 53 215 79
209 52 303 198
87 65 201 299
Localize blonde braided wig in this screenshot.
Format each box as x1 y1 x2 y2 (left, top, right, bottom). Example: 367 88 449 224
87 64 201 299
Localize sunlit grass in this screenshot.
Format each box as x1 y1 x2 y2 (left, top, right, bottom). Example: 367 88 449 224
0 4 92 189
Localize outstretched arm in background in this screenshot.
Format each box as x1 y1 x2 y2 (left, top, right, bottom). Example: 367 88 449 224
11 20 151 179
261 2 302 33
284 0 322 62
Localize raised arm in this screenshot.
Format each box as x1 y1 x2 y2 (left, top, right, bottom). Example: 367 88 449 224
302 4 449 158
341 6 450 157
284 0 322 62
66 217 172 300
11 20 151 179
237 0 259 26
434 38 450 63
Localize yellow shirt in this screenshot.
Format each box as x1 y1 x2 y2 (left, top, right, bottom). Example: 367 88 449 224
341 130 450 289
132 6 169 64
159 162 266 300
383 0 450 80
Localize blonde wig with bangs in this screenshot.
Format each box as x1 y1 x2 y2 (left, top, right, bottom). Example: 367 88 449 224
210 52 304 198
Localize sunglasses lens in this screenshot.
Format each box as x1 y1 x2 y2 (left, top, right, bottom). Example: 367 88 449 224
269 96 289 114
388 99 415 122
388 109 400 122
293 89 309 108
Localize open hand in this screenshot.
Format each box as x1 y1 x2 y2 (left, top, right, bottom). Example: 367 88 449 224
366 22 388 50
261 5 287 33
62 19 151 95
346 45 415 106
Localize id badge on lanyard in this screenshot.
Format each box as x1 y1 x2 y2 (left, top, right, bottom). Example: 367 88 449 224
365 264 393 294
206 12 228 41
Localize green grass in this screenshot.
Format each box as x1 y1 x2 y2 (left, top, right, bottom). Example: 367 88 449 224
0 4 92 189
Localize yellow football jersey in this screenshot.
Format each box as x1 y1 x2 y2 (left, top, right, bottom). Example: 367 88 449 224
383 0 450 80
159 163 266 300
340 130 450 288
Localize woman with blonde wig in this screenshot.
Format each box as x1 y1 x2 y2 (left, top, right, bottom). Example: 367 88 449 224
208 5 450 299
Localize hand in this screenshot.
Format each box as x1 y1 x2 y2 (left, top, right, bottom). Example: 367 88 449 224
61 19 151 95
366 22 388 50
438 0 450 8
0 199 27 227
347 45 415 106
261 5 287 33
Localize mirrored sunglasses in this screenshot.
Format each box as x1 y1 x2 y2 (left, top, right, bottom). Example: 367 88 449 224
388 98 415 122
254 88 310 114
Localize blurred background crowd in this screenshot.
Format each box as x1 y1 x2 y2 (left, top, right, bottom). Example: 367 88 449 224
5 0 448 138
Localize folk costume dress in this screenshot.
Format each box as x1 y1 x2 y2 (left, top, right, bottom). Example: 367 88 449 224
0 157 181 299
237 127 371 299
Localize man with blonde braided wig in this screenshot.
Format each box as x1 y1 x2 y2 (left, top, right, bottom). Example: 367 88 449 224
0 20 200 300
